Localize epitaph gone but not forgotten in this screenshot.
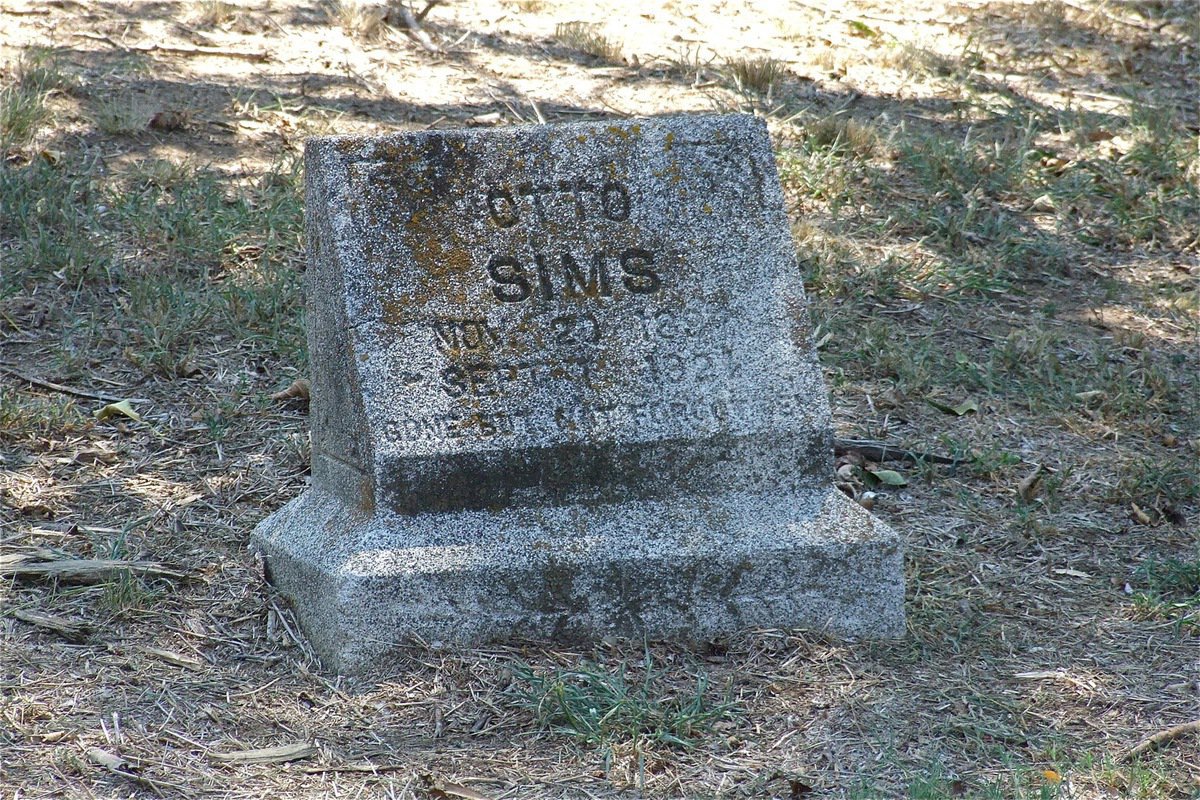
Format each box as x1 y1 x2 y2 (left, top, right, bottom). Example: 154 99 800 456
252 114 905 673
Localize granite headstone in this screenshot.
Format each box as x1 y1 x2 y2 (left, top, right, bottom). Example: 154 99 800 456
252 113 905 673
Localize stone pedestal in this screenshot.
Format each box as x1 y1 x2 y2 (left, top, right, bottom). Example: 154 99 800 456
252 114 905 673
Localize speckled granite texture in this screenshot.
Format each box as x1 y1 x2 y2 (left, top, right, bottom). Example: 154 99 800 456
252 113 905 673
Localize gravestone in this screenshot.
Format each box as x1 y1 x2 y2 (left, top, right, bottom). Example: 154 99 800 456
252 113 904 673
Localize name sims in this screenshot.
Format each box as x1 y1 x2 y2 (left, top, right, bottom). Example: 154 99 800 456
485 248 661 303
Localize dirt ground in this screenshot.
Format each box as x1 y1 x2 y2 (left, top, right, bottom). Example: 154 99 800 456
1 1 1197 798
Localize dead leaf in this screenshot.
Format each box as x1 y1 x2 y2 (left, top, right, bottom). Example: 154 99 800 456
441 782 493 800
466 112 502 127
927 396 978 416
87 747 131 772
847 19 877 37
94 400 143 423
420 775 494 800
789 777 815 798
1015 670 1066 680
73 448 119 465
175 355 202 377
866 468 907 487
12 608 91 642
270 378 311 402
149 110 189 131
1042 769 1062 784
836 449 866 469
1041 155 1070 173
210 741 316 764
1162 504 1185 526
875 386 905 408
1016 465 1045 503
145 647 204 671
1032 194 1055 212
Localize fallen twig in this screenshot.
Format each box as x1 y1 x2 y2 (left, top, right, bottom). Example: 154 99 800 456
1124 720 1200 761
414 0 441 22
145 647 206 671
302 763 409 774
1 555 188 583
393 3 443 54
75 31 269 61
210 741 317 765
12 608 91 642
834 438 960 465
0 365 144 404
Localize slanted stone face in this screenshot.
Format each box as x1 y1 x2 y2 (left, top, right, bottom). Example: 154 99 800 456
254 114 905 674
307 115 830 517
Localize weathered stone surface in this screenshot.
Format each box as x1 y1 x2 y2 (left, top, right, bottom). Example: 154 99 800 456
252 113 905 673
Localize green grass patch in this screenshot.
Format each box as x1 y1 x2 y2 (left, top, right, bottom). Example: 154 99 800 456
850 760 1067 799
788 97 1195 305
783 118 1073 299
89 91 152 135
1 155 306 374
1112 458 1200 510
1050 106 1198 251
778 118 879 218
0 47 73 150
110 159 304 275
0 156 113 287
95 521 160 612
0 387 89 439
511 657 735 750
887 133 1068 283
1071 746 1194 798
810 307 1185 433
980 332 1177 421
1129 554 1200 629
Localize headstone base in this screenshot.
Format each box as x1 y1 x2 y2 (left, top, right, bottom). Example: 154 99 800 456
252 488 904 673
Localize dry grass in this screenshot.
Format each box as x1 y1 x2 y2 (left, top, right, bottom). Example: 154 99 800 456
195 0 238 27
723 56 786 96
1 0 1197 798
89 92 154 135
554 21 623 62
330 0 390 41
